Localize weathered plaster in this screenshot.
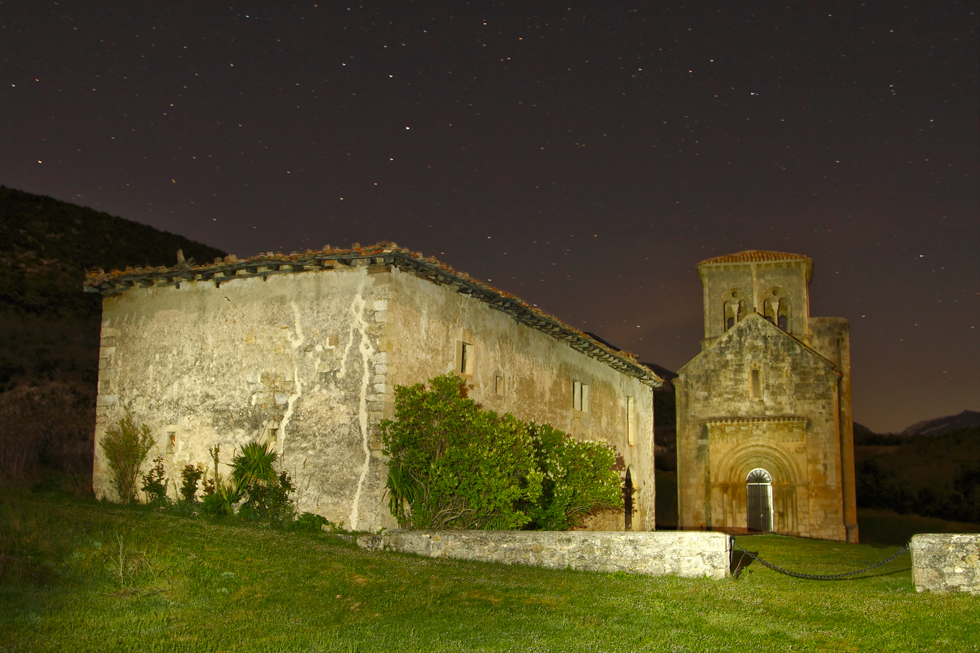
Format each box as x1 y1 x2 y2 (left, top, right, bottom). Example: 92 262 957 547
386 267 656 530
93 255 656 532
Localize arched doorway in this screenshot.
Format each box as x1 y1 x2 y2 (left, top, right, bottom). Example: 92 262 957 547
746 468 773 532
624 468 633 531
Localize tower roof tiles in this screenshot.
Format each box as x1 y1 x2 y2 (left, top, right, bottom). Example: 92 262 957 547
698 250 812 266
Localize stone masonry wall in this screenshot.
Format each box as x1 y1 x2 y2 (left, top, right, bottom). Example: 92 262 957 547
94 260 657 534
911 533 980 595
676 314 845 540
94 261 397 532
357 530 731 579
386 267 656 531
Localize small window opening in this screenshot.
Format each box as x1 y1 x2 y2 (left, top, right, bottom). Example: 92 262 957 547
763 290 790 332
459 342 473 375
573 381 589 412
750 368 762 398
626 396 636 446
723 296 746 331
495 375 505 396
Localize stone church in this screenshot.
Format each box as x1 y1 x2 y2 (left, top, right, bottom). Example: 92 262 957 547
85 242 661 532
673 250 858 543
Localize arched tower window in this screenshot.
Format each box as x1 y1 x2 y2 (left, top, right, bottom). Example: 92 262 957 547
761 288 791 332
722 289 748 332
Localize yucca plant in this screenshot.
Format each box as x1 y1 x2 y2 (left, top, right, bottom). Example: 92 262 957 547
230 441 296 523
231 441 279 488
384 462 426 525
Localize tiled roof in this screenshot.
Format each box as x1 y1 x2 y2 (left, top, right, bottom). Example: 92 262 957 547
698 250 812 266
83 241 662 387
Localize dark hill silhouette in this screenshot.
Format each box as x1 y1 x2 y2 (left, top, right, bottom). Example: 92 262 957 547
0 186 225 391
0 186 225 482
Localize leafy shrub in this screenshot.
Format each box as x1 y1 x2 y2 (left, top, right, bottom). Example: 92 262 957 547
198 441 296 524
291 511 329 533
382 374 543 530
239 470 296 525
200 444 237 516
201 485 236 517
289 512 332 533
100 415 154 503
179 464 205 503
140 457 168 504
525 423 623 530
382 374 624 531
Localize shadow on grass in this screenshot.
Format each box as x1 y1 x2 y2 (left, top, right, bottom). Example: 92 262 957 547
730 549 756 579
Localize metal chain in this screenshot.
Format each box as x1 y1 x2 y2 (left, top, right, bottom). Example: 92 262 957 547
730 538 911 580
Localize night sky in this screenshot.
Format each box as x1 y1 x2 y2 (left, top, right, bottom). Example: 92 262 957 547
2 1 977 432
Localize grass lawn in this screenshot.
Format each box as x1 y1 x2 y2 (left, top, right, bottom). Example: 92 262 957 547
1 491 976 652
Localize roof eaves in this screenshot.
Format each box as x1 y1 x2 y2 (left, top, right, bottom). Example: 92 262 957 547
83 242 663 387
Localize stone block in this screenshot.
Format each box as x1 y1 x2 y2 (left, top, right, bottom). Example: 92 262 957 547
356 531 731 580
97 394 118 407
911 533 980 595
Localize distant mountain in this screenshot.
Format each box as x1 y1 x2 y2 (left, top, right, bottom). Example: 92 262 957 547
0 186 225 391
853 422 878 439
901 410 980 437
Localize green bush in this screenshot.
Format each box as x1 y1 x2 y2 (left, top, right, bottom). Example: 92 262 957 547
201 485 236 517
140 456 168 504
382 374 542 530
290 512 331 533
381 374 624 531
526 422 623 530
100 415 154 503
238 470 296 525
179 464 205 503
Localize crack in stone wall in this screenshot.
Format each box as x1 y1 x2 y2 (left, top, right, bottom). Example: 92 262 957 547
343 278 376 530
275 302 306 457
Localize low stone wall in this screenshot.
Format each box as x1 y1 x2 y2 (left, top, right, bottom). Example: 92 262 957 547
910 533 980 595
356 530 731 579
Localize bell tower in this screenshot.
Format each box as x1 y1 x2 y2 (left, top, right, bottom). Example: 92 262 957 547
675 249 859 543
697 250 813 346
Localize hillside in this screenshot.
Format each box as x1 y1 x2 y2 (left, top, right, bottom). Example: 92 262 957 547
0 186 225 391
855 427 980 523
0 186 225 480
